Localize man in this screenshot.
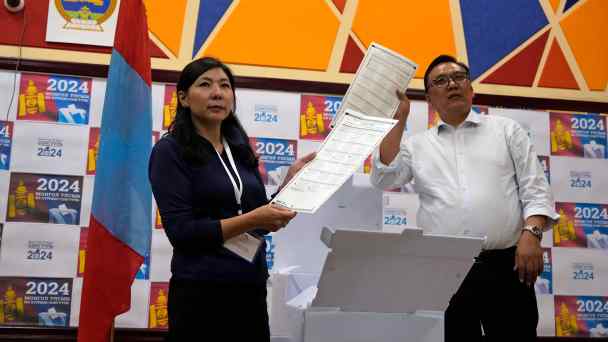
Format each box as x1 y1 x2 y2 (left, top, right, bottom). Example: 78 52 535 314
370 55 559 341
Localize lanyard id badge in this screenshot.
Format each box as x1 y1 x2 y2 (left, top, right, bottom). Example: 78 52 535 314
216 138 261 262
216 138 243 214
224 233 262 263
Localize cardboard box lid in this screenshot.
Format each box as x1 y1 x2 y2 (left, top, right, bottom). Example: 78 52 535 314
312 227 484 313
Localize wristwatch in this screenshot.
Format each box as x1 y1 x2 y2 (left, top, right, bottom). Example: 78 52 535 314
522 225 543 241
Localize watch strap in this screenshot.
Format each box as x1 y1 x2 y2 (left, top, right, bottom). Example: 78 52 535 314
522 225 543 240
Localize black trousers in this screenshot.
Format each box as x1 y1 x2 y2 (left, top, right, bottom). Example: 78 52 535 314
445 246 539 342
167 277 270 342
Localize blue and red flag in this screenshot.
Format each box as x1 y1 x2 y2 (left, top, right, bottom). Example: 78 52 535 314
77 1 152 341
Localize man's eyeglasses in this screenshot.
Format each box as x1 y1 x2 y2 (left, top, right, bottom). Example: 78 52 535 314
430 71 469 88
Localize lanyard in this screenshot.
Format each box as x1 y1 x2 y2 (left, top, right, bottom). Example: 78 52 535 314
216 138 243 215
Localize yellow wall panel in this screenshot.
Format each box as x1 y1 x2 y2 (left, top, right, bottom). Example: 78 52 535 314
205 0 340 71
144 0 188 56
549 0 561 13
352 0 457 77
560 0 608 90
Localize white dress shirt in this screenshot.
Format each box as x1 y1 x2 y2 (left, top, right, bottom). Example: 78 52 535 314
371 110 559 250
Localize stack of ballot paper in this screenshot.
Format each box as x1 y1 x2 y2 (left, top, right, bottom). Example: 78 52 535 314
271 43 417 213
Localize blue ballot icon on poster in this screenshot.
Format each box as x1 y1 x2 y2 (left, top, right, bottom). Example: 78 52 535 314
38 307 67 326
590 323 608 337
587 230 608 249
48 203 79 225
583 140 606 159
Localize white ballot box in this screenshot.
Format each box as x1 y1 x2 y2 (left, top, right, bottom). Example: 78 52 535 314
272 176 383 275
270 267 320 337
285 227 484 342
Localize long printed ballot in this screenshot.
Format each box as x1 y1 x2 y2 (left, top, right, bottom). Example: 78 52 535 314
331 42 417 126
271 110 397 213
271 43 416 213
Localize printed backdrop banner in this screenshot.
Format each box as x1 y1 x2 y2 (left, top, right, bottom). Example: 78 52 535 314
114 280 150 328
236 89 300 140
76 227 87 277
535 248 553 295
0 223 79 278
265 234 275 271
73 228 156 280
550 113 607 159
550 156 608 204
0 121 12 170
537 295 556 336
150 84 165 133
553 202 608 249
0 174 8 224
11 121 88 175
68 279 150 329
552 247 608 296
492 108 551 156
149 230 171 282
67 278 82 327
148 282 169 330
0 277 73 327
554 295 608 337
85 127 100 175
161 85 177 130
17 73 92 124
6 173 83 225
249 137 297 186
75 176 94 232
299 95 341 141
539 155 551 184
382 192 419 232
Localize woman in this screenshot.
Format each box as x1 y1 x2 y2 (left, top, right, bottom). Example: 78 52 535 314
149 57 313 340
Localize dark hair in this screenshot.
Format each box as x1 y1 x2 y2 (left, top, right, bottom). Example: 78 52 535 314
423 55 470 93
167 57 258 167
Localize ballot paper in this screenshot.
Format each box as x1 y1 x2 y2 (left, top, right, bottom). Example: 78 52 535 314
271 110 397 213
331 42 418 127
